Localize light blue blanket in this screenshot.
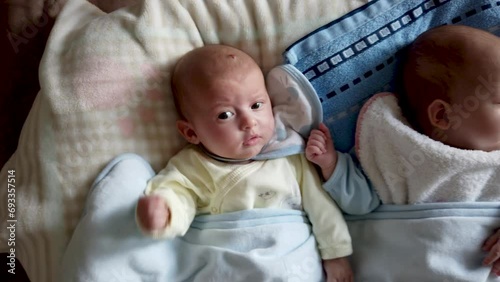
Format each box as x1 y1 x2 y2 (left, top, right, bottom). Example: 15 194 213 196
346 204 500 281
62 154 500 281
60 154 324 282
284 0 500 152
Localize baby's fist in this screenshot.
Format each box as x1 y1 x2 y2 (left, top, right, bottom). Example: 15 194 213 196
137 195 170 231
306 123 338 179
323 257 353 282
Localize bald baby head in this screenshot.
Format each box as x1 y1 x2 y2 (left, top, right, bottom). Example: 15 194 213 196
171 45 261 120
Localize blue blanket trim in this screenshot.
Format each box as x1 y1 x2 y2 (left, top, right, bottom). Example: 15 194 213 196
284 0 500 152
190 209 309 229
345 202 500 221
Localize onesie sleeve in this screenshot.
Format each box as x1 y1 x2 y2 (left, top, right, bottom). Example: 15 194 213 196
136 151 201 239
297 154 353 260
323 152 380 215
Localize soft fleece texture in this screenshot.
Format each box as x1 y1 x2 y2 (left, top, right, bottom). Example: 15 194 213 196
60 154 324 282
256 64 322 160
0 0 368 281
356 93 500 204
345 203 500 282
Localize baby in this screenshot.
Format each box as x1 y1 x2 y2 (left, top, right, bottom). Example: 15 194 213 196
136 44 353 281
308 24 500 275
401 23 500 277
400 25 500 152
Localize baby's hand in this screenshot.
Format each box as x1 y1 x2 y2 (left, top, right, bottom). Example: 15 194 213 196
306 123 338 180
323 257 353 282
483 228 500 276
137 195 170 232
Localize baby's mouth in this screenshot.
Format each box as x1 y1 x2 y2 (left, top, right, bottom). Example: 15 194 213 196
244 135 261 146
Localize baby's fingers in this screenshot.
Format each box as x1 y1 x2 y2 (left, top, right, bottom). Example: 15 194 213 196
137 196 169 231
307 138 327 153
318 123 332 139
306 145 324 158
483 243 500 266
483 230 500 251
309 128 327 141
492 261 500 276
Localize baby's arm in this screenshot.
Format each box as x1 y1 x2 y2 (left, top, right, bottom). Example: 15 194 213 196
135 185 197 239
482 229 500 276
135 164 198 239
137 195 170 232
306 123 337 180
298 153 353 281
306 123 380 215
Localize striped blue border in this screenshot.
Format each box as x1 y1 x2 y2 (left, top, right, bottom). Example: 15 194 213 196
286 0 500 102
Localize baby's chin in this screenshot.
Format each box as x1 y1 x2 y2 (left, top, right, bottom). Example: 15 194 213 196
226 146 265 160
233 150 262 160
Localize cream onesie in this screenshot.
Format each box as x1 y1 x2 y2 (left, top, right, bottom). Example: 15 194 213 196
139 144 352 260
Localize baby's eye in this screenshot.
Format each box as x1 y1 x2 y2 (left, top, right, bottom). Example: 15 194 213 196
218 112 234 120
251 102 263 110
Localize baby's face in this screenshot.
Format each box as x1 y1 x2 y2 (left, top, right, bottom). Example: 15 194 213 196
183 65 275 159
444 59 500 151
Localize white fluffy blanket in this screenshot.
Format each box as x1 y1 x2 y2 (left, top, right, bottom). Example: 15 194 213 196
356 93 500 204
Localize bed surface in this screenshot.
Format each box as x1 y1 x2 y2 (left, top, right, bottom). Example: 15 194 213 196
0 0 139 169
1 1 139 280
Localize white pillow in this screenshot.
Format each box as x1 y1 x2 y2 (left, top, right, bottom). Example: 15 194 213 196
0 0 367 281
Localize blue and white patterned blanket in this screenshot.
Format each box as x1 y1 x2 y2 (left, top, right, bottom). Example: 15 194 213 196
284 0 500 152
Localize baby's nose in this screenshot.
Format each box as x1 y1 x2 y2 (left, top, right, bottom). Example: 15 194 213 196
240 114 257 130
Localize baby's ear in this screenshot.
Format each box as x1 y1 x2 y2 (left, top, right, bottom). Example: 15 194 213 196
176 120 200 144
427 99 451 130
